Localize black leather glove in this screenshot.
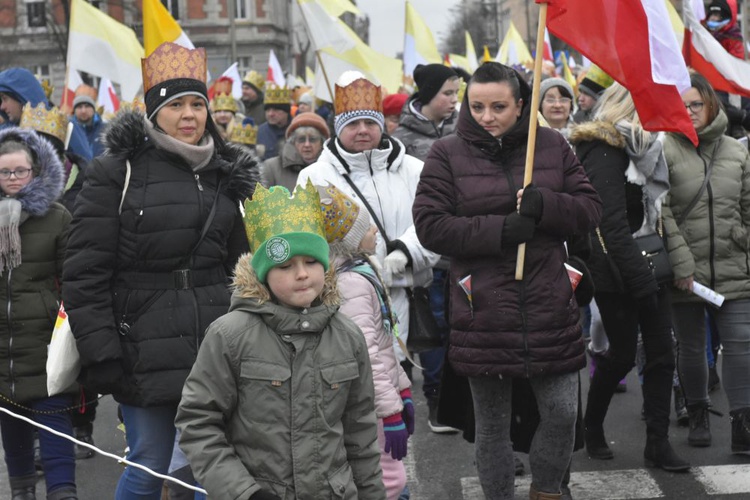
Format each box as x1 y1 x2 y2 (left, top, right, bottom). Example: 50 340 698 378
249 489 282 500
519 184 544 223
636 292 659 313
83 360 123 395
501 212 536 247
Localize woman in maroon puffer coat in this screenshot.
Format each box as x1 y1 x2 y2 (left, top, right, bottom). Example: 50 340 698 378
413 62 601 500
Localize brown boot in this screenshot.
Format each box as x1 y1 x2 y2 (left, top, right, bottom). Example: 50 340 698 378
529 485 562 500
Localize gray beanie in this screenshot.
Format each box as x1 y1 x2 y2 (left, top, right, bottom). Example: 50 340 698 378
539 77 575 104
73 95 96 109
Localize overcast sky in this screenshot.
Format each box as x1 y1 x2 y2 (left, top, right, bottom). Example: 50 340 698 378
357 0 461 58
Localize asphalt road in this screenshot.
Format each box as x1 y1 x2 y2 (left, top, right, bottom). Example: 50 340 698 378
1 355 749 499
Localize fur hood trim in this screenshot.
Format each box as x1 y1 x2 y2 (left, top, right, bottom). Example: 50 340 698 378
569 121 627 149
232 253 340 306
0 127 64 216
102 109 259 202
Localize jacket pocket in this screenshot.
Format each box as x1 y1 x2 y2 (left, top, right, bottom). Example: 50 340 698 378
327 462 357 499
319 359 359 423
240 359 292 422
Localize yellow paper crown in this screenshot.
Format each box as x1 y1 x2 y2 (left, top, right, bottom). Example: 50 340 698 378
243 181 325 253
580 65 614 93
229 121 258 145
142 42 207 95
317 184 362 244
264 83 292 106
40 79 54 101
212 93 238 113
334 78 383 115
19 103 69 144
243 70 265 90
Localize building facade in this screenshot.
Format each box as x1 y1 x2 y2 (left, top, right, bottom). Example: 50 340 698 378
0 0 292 104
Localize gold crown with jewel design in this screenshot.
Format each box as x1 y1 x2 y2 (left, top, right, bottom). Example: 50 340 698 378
142 42 207 95
243 70 265 91
264 83 292 106
334 78 383 115
229 121 257 145
212 93 237 113
19 102 69 144
243 181 325 252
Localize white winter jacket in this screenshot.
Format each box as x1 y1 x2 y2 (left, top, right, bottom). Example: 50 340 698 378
297 136 440 353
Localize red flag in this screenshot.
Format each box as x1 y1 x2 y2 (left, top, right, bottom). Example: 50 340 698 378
683 5 750 98
540 0 698 145
62 69 84 114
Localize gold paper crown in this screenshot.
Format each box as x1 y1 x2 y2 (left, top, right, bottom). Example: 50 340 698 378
39 79 54 101
334 78 383 115
580 65 614 92
118 97 147 115
243 181 325 253
142 42 207 95
75 84 97 99
264 83 292 106
19 102 69 144
212 93 237 113
229 121 258 146
243 70 265 90
317 184 361 244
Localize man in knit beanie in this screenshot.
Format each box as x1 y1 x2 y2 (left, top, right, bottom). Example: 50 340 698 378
392 63 461 433
297 71 440 397
257 83 292 161
71 84 106 157
573 65 614 124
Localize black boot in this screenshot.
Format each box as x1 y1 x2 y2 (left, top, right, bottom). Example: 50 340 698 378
687 403 711 447
644 437 690 472
10 474 36 500
584 427 614 460
46 487 78 500
74 424 95 460
730 407 750 454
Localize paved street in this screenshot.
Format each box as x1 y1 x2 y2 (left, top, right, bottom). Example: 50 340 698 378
1 356 749 499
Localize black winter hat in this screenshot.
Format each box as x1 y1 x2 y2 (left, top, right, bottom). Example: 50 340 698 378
413 64 458 105
708 0 731 21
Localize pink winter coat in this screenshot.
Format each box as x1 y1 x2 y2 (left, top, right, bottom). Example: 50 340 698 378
337 270 411 419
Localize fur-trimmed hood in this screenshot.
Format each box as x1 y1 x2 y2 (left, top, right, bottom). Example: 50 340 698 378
0 127 64 216
231 253 340 306
569 121 627 149
102 109 259 202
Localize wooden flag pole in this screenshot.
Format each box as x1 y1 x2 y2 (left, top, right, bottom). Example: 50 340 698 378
515 2 548 281
315 51 335 105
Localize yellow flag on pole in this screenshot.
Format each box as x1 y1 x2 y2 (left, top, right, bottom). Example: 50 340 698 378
560 53 577 95
481 45 492 63
143 0 195 56
465 31 478 71
403 1 441 76
496 22 533 66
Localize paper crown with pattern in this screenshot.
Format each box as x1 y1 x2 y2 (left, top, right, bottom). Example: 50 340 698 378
334 78 383 116
19 102 69 144
243 70 265 91
141 42 207 95
212 93 237 113
229 121 258 145
39 79 54 101
244 181 329 281
264 83 292 106
317 183 371 250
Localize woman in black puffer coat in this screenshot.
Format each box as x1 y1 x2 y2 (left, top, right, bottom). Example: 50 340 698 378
62 43 257 500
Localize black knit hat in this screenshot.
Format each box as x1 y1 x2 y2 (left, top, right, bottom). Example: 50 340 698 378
413 64 458 105
264 102 291 114
145 78 208 120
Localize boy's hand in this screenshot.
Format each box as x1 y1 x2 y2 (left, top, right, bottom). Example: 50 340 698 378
383 414 409 460
400 388 415 435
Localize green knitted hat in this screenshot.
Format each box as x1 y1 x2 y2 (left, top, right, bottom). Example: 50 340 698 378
244 182 329 282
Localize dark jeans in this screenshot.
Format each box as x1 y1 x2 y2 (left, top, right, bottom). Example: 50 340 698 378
0 394 76 494
585 287 675 439
420 268 450 399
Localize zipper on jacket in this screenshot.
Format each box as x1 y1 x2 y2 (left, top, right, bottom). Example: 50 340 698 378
707 182 716 290
6 269 15 399
194 174 204 192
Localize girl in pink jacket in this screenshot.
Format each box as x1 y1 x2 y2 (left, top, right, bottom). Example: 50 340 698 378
317 184 413 500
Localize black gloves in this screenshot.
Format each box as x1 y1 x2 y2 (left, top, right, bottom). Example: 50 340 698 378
83 360 123 395
249 489 282 500
519 184 544 223
501 212 536 247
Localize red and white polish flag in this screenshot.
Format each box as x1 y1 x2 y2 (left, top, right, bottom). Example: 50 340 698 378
97 77 120 114
267 49 286 88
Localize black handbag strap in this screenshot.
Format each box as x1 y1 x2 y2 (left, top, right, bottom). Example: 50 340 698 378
341 174 392 245
676 138 722 227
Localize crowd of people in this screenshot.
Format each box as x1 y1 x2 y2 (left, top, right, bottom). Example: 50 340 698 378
0 2 749 499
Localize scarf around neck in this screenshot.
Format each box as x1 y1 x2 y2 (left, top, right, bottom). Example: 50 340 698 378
615 121 670 236
145 119 215 172
0 197 24 273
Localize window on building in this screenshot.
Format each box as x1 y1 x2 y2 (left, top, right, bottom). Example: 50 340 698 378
238 56 254 76
26 1 46 28
161 0 179 20
235 0 250 20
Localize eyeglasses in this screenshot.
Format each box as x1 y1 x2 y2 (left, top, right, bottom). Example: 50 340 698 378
294 135 323 145
543 97 572 105
0 168 31 180
684 101 704 113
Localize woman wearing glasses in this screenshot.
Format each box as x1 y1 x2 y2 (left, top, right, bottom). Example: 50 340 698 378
260 112 330 191
0 126 78 499
539 78 576 140
663 72 750 454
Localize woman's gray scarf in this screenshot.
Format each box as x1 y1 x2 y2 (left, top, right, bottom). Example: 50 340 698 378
615 121 670 237
145 119 215 172
0 197 28 272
